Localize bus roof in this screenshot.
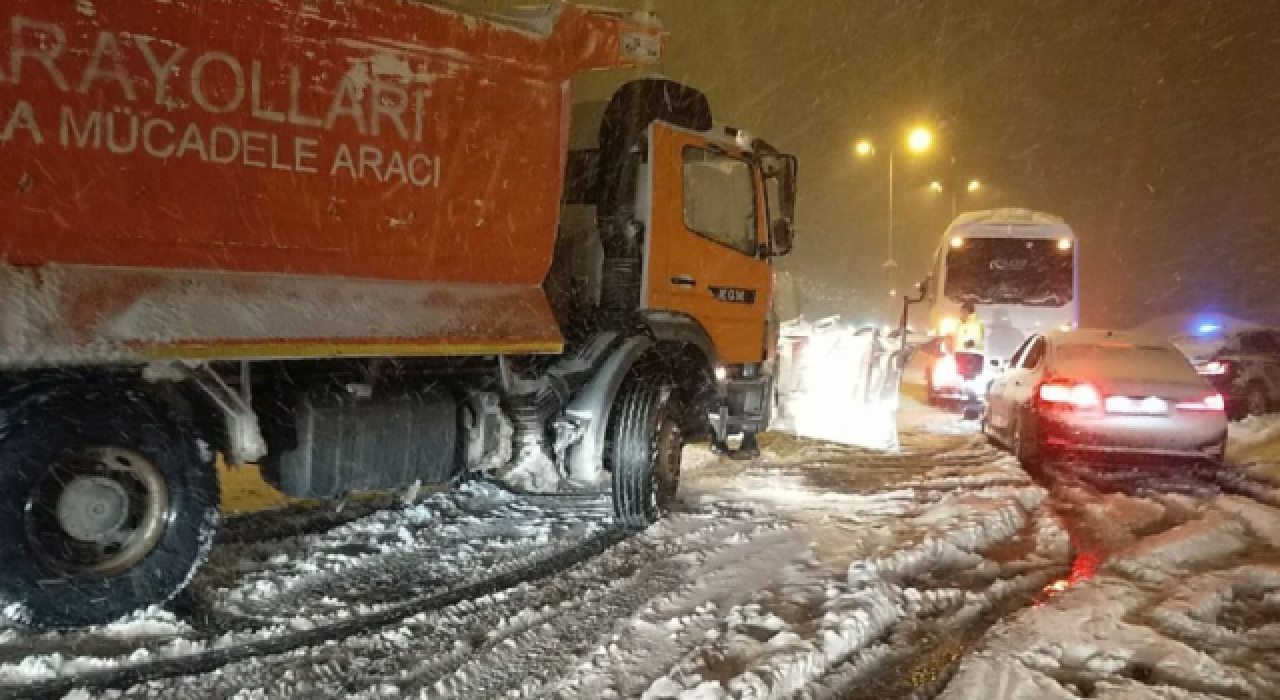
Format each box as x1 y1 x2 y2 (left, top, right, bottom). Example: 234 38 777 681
942 208 1075 241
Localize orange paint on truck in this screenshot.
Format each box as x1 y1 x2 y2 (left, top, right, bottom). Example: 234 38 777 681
0 2 661 362
646 125 774 365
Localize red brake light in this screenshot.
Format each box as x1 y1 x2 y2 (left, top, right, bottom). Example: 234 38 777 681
933 353 960 388
1176 394 1225 412
1038 381 1100 409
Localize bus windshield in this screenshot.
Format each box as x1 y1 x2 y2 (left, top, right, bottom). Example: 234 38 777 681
945 238 1074 307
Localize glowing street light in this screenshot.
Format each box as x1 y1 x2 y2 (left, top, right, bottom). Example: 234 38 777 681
907 127 934 153
931 177 987 218
853 126 936 274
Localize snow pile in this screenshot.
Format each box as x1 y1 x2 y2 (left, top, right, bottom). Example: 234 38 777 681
1228 414 1280 454
941 490 1280 698
1227 414 1280 488
590 443 1067 699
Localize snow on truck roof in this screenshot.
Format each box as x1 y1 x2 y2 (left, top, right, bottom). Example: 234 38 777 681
943 208 1075 240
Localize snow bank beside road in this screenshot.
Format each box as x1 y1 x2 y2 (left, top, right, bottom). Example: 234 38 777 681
1228 414 1280 454
1227 414 1280 489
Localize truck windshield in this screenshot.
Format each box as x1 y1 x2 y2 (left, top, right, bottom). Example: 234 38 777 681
945 238 1073 307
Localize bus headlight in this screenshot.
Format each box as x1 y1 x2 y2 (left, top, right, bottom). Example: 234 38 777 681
938 317 959 335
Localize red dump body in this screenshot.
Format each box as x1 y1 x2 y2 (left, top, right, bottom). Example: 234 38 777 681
0 1 662 365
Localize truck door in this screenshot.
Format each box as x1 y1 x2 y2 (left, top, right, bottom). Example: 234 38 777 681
644 123 774 364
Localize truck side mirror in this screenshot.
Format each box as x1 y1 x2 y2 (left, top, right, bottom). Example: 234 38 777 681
754 144 798 257
779 154 798 221
769 220 795 256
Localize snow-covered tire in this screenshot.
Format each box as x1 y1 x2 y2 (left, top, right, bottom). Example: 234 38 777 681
0 384 220 628
1012 412 1039 466
608 374 683 528
981 410 1000 447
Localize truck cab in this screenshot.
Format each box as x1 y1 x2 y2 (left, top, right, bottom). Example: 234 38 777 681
553 79 797 454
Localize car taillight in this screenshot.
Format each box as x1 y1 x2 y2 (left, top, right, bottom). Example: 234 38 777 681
1197 360 1233 377
933 354 959 388
1038 380 1100 409
1176 394 1225 412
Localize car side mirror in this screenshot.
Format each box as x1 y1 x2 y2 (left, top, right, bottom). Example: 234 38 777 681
769 219 795 256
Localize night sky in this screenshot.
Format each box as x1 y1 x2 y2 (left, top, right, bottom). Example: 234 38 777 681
471 0 1280 328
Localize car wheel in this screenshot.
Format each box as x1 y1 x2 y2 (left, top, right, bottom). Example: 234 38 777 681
981 411 998 446
1012 412 1038 466
608 373 684 528
1208 438 1227 464
1246 383 1270 417
0 383 221 628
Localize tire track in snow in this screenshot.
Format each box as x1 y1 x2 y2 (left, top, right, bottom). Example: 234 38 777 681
1 490 624 699
941 456 1280 698
93 513 765 699
589 450 1071 699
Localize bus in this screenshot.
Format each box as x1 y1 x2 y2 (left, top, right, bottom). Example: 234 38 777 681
923 209 1079 365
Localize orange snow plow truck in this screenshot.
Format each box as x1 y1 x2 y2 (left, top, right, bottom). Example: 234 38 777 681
0 1 796 626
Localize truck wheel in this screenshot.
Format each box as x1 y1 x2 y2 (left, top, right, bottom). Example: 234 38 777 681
0 385 220 628
608 375 683 528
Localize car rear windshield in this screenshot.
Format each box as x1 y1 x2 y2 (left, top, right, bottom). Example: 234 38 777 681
1054 344 1199 382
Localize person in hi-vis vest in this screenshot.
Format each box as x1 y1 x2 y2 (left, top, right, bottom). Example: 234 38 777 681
955 301 985 352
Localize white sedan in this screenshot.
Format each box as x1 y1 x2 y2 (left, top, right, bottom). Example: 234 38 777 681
984 330 1228 463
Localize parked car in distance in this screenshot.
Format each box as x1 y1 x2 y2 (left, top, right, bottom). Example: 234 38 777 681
1193 328 1280 419
984 330 1228 464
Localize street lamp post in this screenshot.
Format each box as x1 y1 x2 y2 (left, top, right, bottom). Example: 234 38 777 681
855 127 933 286
886 149 895 268
928 178 983 219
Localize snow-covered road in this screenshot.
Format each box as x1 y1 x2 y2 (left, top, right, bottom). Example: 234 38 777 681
2 404 1278 699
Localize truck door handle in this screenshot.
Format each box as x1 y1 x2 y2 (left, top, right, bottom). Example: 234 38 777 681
670 275 697 289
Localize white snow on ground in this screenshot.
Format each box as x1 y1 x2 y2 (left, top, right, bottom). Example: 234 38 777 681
4 394 1279 698
1229 413 1280 452
0 482 613 686
942 475 1280 699
0 420 1072 699
1227 413 1280 491
1227 414 1280 455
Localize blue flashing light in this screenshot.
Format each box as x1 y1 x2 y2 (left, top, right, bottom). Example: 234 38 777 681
1196 322 1222 335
